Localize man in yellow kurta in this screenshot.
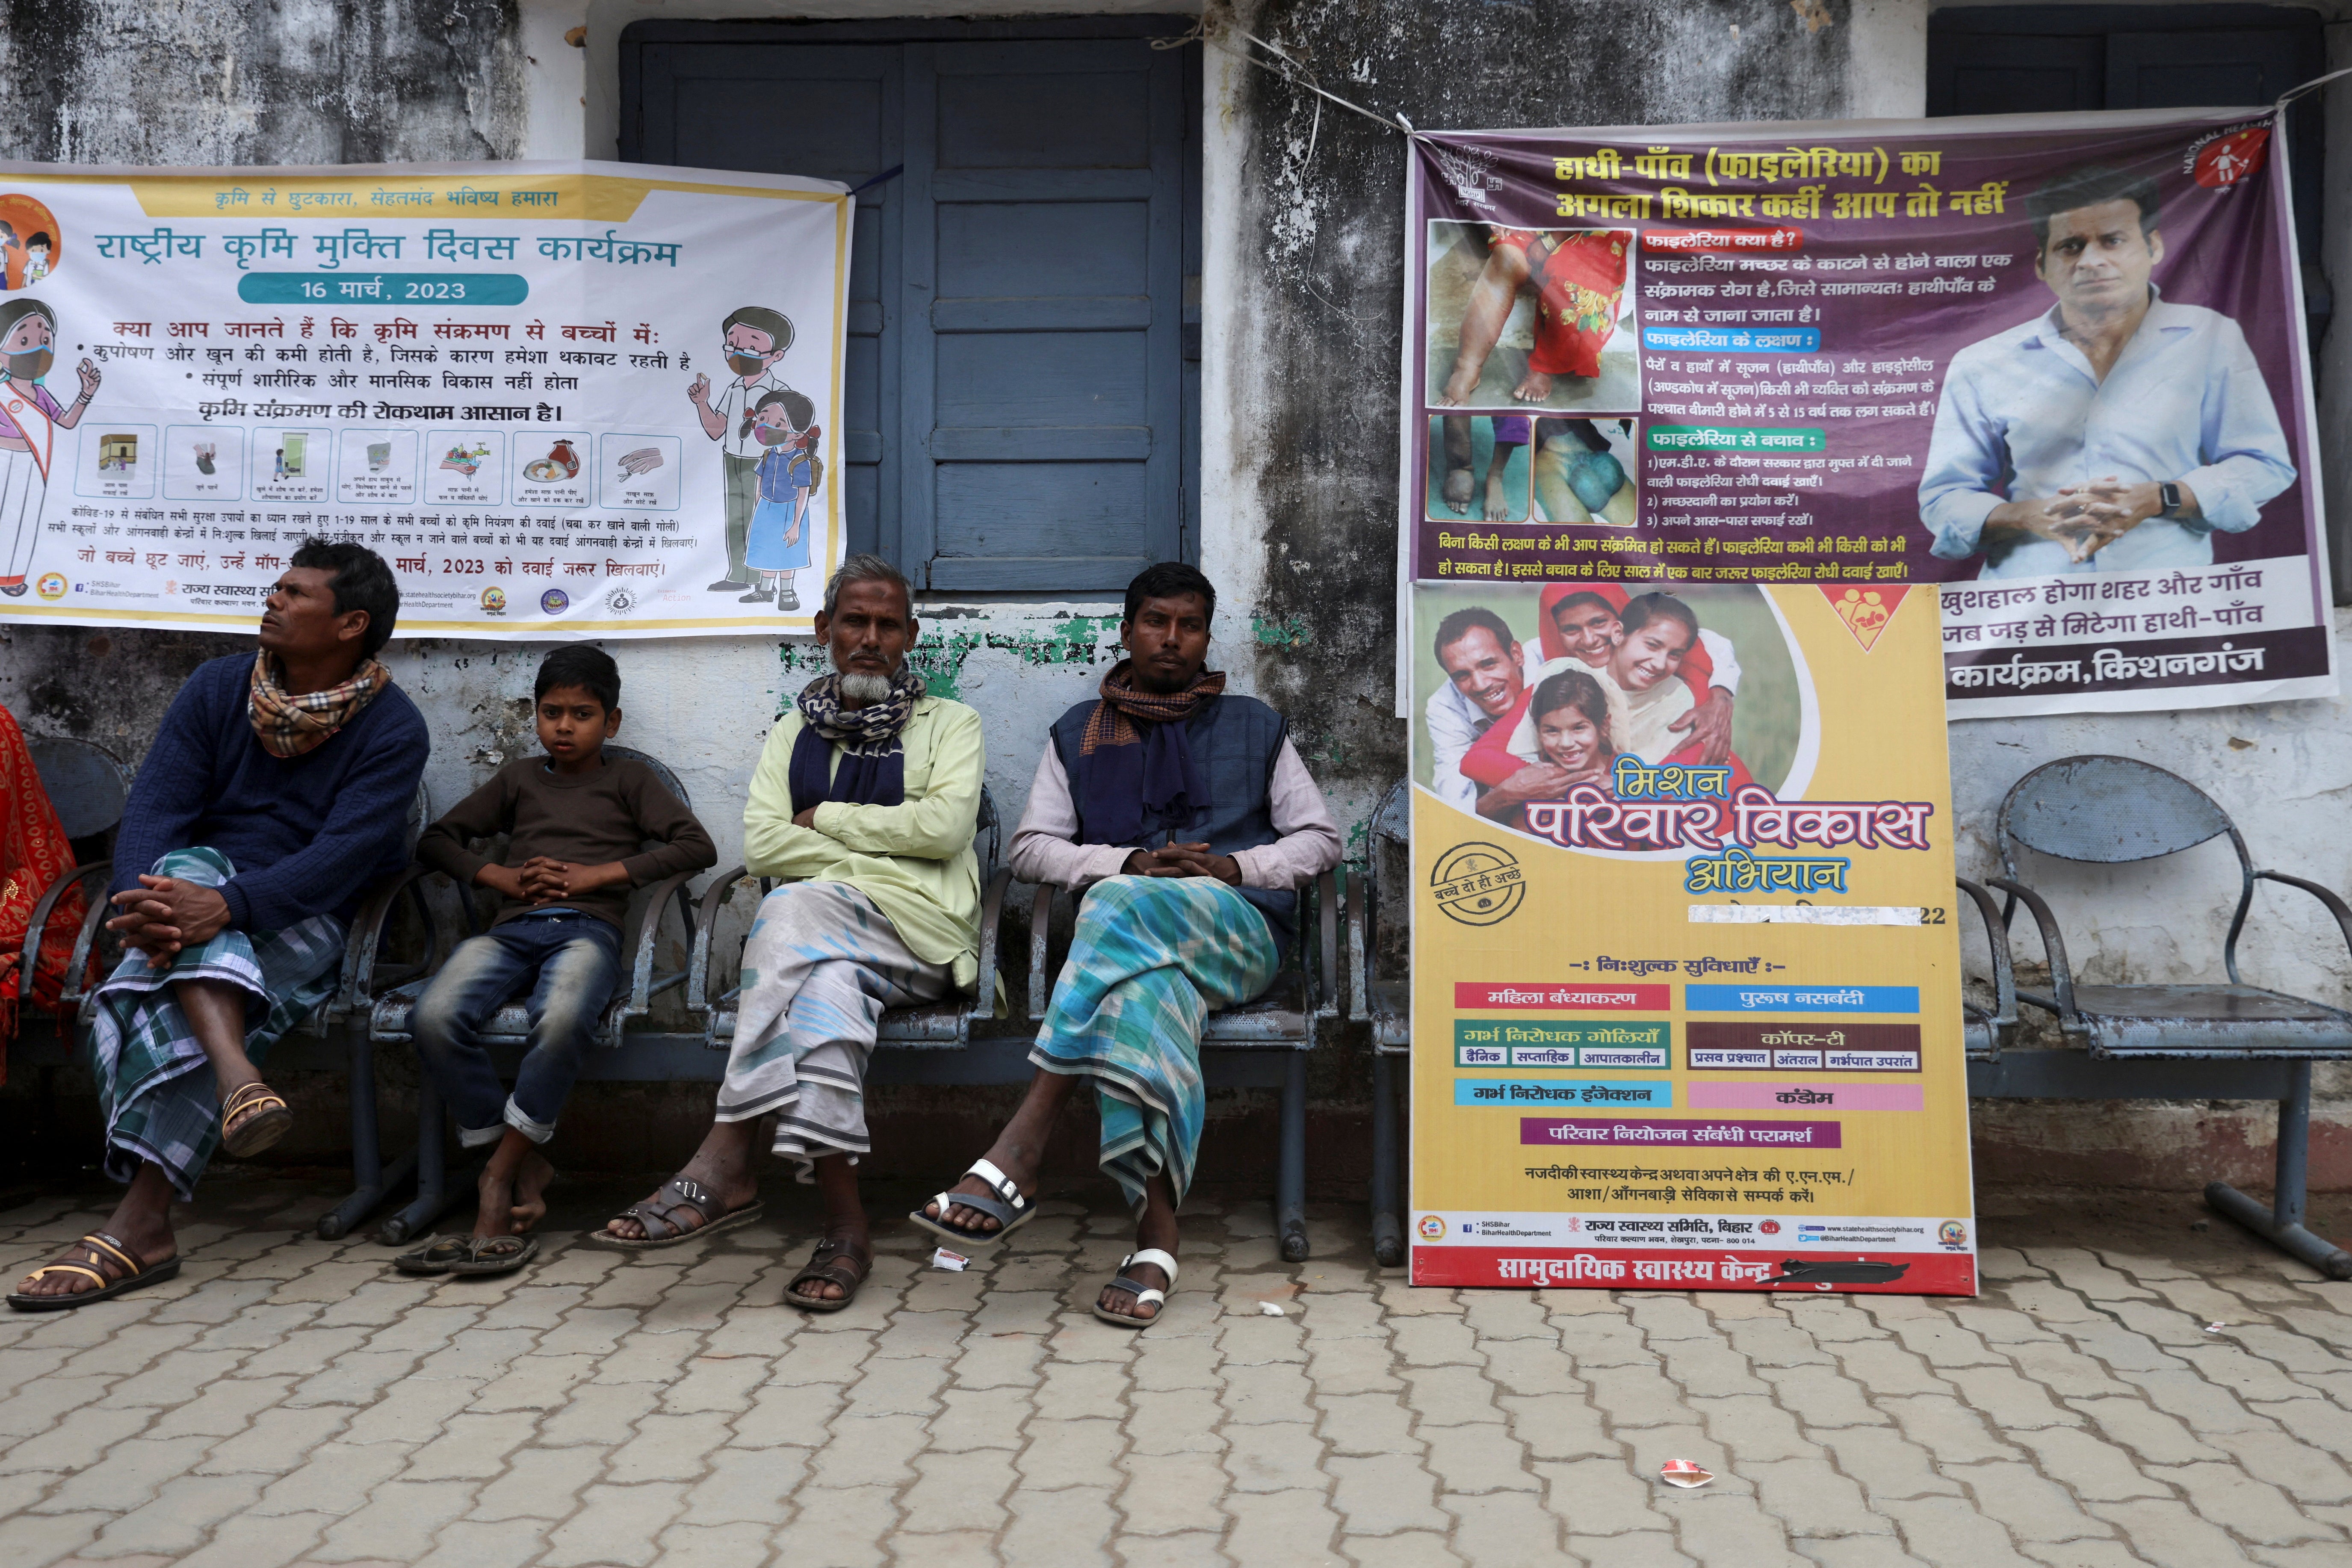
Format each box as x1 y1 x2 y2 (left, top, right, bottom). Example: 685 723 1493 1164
596 555 982 1310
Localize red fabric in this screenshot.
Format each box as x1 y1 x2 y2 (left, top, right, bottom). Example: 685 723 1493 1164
1534 585 1715 697
0 704 83 1069
1491 229 1629 378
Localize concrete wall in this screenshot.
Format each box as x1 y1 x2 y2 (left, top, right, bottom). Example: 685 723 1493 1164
3 0 2349 1194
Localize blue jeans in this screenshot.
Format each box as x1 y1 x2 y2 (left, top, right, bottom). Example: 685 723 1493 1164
409 912 623 1148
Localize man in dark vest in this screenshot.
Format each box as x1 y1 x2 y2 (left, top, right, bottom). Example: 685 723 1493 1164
911 562 1341 1328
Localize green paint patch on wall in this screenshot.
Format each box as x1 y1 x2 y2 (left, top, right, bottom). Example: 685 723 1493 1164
1254 615 1313 648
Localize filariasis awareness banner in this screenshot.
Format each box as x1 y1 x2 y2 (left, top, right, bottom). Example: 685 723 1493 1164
0 159 849 640
1398 107 2334 719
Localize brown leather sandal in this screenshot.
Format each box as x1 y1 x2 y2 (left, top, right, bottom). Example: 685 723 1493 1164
782 1236 871 1313
220 1081 293 1158
8 1232 182 1312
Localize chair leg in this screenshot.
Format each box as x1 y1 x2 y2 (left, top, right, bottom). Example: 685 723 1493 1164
2204 1061 2352 1281
1277 1051 1309 1264
318 1029 393 1240
1371 1052 1404 1268
380 1077 467 1244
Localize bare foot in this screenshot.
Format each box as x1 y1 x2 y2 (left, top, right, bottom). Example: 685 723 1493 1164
789 1225 869 1303
508 1151 555 1234
1512 367 1554 403
1097 1256 1171 1321
1437 362 1483 407
1484 469 1513 522
1441 465 1474 513
1099 1200 1181 1323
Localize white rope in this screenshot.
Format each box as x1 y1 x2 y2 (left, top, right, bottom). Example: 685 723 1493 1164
1155 16 1417 139
2275 64 2352 109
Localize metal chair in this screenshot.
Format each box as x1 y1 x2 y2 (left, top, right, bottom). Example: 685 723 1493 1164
1350 780 1410 1267
14 737 134 1031
1353 775 2021 1267
688 785 1012 1058
1030 853 1342 1265
1990 755 2352 1279
347 749 704 1241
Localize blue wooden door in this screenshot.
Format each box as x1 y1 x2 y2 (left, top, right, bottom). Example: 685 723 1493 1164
623 24 1196 589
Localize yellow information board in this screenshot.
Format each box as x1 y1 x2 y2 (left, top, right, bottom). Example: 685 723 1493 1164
1408 582 1976 1294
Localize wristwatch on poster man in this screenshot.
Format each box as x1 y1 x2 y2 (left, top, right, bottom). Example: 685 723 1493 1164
2158 481 2183 519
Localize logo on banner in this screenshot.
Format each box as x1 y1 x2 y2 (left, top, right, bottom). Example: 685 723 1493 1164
1938 1220 1969 1248
605 586 637 614
479 586 507 615
2188 125 2269 189
34 572 66 600
1823 586 1908 652
1417 1215 1447 1240
1432 841 1525 926
540 589 570 615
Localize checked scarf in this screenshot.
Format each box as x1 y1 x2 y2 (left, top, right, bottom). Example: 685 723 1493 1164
248 653 392 759
788 662 927 816
1076 660 1224 846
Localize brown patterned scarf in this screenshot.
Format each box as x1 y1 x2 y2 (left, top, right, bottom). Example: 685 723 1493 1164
248 652 392 759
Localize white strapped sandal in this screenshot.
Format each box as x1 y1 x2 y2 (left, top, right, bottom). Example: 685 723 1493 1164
1093 1248 1179 1329
909 1158 1037 1249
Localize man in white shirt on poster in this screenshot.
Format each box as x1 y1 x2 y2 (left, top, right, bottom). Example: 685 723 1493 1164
688 305 797 596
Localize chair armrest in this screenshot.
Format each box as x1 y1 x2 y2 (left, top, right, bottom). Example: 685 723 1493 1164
1986 876 2080 1028
333 864 453 1019
1954 876 2018 1053
1347 865 1371 1024
16 862 110 1017
1313 868 1341 1022
65 862 120 1028
970 868 1013 1024
2239 871 2352 991
1028 883 1057 1023
609 869 701 1035
685 866 749 1022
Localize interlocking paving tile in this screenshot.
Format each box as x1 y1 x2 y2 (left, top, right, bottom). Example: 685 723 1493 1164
0 1180 2346 1565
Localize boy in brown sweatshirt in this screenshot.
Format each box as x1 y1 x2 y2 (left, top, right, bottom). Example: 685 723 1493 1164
397 645 715 1274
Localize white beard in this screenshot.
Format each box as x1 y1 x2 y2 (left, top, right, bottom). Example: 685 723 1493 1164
837 668 894 706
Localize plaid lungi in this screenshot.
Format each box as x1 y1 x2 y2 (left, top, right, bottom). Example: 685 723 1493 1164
715 880 954 1178
87 847 345 1197
1029 875 1280 1211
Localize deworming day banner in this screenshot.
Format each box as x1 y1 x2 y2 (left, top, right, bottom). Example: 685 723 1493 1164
0 159 848 639
1400 109 2333 719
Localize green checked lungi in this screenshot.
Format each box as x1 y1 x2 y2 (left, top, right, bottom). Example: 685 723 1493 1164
1029 875 1280 1211
87 847 346 1198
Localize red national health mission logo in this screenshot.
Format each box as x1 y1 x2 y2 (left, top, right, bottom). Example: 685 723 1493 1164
2191 127 2268 189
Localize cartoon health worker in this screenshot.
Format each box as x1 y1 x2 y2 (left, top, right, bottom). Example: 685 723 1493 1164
0 300 99 597
686 305 795 594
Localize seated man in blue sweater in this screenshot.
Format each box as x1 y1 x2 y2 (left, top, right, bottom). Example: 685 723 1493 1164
9 540 428 1310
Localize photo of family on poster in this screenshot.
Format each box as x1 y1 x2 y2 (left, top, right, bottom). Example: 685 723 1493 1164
1416 582 1806 836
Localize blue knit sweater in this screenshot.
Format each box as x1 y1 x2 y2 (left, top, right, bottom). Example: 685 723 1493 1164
109 653 430 931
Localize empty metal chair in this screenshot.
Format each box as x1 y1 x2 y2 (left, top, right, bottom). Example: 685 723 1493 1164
1991 755 2352 1278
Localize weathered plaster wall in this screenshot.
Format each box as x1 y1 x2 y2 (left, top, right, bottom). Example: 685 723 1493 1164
3 0 2350 1195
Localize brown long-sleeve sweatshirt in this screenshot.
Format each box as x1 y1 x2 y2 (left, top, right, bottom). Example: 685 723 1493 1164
415 752 716 930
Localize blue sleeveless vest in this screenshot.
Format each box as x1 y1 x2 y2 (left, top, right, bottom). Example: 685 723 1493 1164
1049 692 1296 951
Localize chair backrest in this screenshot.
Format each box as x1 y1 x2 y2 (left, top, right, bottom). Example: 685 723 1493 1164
604 744 691 808
27 735 132 841
405 782 431 856
975 783 1001 878
1997 755 2243 880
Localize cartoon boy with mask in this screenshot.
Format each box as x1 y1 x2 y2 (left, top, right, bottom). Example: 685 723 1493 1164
685 306 796 594
0 299 100 596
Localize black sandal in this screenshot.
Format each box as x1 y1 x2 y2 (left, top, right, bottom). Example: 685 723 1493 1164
220 1081 293 1158
393 1236 477 1276
782 1236 871 1312
8 1231 182 1312
450 1234 541 1276
586 1175 764 1251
